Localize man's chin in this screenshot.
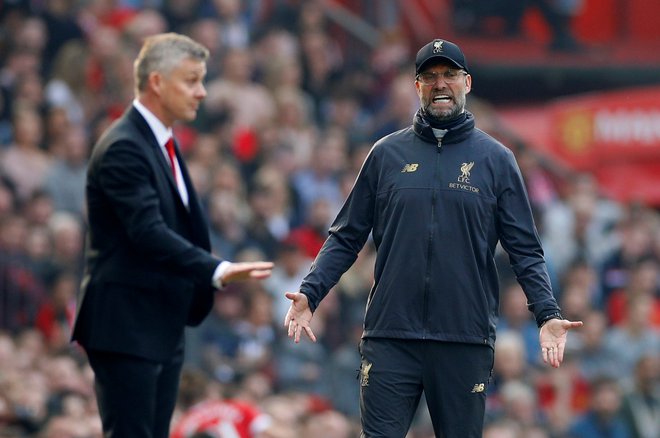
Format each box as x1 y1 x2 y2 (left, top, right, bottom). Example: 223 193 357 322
180 110 197 122
427 108 457 120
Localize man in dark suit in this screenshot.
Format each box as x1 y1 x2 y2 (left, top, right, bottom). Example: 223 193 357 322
71 33 273 438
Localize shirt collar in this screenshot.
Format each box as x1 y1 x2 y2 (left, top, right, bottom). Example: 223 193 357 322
132 99 173 147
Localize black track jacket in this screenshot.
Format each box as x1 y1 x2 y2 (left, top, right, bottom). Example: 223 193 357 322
300 110 560 347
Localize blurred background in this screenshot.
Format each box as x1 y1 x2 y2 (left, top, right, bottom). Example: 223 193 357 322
0 1 658 437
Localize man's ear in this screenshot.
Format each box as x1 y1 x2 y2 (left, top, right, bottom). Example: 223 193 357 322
414 79 423 96
465 74 472 94
148 71 163 97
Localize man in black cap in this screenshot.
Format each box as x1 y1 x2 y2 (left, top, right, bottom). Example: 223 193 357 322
283 38 583 437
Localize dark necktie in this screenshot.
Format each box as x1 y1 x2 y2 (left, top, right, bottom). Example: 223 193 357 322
165 137 177 183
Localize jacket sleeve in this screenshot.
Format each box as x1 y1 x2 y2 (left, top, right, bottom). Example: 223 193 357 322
496 148 561 326
299 146 378 312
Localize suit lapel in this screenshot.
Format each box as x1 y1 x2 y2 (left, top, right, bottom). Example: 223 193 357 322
127 107 185 204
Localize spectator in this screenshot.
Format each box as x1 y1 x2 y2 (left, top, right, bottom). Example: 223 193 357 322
232 287 276 378
298 28 343 122
606 293 660 379
0 215 47 333
193 287 247 382
568 375 632 438
44 40 89 126
0 47 42 110
601 214 657 306
204 47 276 129
0 178 17 221
606 256 660 328
42 123 89 219
245 166 294 258
286 197 333 259
498 380 546 430
574 310 622 381
47 212 84 280
516 146 559 215
207 189 250 260
498 283 542 366
205 0 252 49
170 367 272 438
187 18 225 81
290 127 347 220
0 105 51 204
39 0 85 78
483 419 521 438
299 409 357 438
542 173 621 278
264 236 314 323
22 190 55 229
488 331 532 414
620 354 660 438
34 271 77 350
270 86 318 172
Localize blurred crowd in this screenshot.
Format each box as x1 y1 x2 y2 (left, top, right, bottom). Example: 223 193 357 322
0 1 658 437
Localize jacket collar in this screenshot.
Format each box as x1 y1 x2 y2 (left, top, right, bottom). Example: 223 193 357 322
412 109 475 145
125 106 160 149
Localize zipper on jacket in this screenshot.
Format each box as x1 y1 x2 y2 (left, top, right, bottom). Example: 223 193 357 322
432 128 447 150
423 137 443 337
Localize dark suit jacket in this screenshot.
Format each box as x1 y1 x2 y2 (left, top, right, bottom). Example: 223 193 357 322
72 106 219 362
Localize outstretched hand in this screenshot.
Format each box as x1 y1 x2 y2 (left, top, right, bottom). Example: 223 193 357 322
539 318 583 368
284 292 317 343
221 261 274 284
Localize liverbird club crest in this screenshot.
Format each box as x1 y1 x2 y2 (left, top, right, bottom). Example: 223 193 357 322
433 40 443 53
458 161 474 183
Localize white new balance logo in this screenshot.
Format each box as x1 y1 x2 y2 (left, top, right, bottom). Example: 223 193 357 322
401 163 419 173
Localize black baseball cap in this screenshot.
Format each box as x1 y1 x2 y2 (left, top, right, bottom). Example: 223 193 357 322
415 38 468 75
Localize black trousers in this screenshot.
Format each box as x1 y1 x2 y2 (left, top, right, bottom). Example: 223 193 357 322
86 347 184 438
359 338 494 438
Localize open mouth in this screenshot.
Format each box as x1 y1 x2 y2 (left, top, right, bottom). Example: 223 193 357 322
432 94 452 104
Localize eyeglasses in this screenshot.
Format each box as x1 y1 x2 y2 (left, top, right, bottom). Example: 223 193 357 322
416 70 467 85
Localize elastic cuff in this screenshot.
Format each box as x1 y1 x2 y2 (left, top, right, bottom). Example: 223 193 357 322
537 312 562 328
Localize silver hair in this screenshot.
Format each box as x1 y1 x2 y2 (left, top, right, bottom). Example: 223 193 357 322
134 32 209 93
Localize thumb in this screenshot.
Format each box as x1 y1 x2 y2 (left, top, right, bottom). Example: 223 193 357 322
285 292 298 301
565 320 584 329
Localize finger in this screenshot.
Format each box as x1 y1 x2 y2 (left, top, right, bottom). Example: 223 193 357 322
242 261 274 270
555 352 562 367
550 347 560 368
546 347 553 366
304 326 317 343
556 343 566 366
548 347 555 367
287 320 295 338
294 324 302 344
249 269 272 279
542 347 549 364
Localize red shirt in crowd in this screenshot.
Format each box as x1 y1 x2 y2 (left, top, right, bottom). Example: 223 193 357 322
170 399 271 438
